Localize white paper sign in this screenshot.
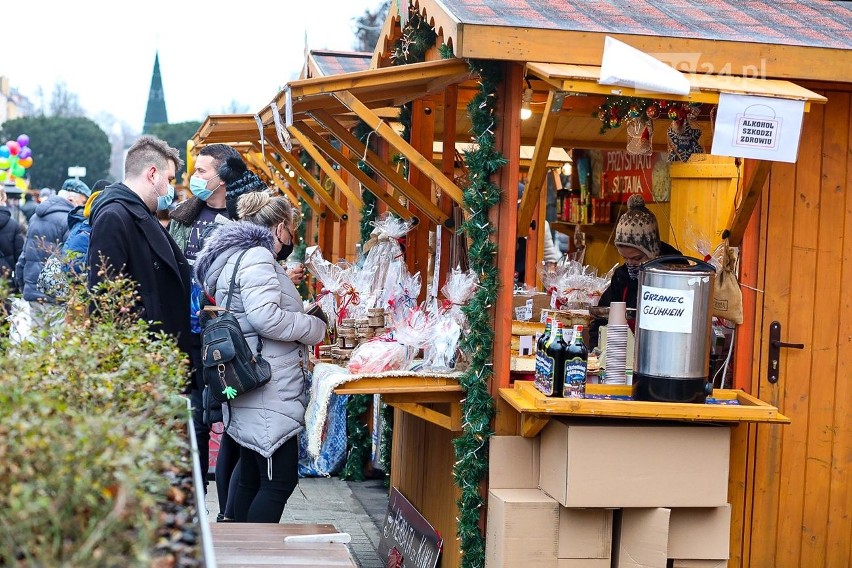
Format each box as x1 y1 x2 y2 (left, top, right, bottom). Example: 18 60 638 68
599 36 691 96
638 285 694 334
514 298 533 322
711 93 805 163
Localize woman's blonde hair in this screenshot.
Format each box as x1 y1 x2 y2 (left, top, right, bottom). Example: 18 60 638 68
237 191 301 229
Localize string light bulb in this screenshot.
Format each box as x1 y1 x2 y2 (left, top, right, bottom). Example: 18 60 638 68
520 88 533 120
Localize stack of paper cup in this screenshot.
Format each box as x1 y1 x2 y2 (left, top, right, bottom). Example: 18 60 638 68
605 302 629 385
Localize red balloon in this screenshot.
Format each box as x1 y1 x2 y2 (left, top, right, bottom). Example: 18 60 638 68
6 141 20 156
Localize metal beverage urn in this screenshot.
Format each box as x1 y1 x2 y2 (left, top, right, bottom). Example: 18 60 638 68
633 256 716 403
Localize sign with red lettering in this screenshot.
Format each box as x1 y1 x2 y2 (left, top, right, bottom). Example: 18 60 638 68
600 151 658 203
378 487 442 568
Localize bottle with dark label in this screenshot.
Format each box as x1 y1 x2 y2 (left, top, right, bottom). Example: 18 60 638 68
563 324 589 398
534 317 553 388
538 321 568 396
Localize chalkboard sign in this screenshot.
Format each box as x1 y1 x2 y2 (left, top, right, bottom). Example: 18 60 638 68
378 487 442 568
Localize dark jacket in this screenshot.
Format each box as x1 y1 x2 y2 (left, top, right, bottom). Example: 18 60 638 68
87 183 193 357
15 195 73 301
0 206 24 286
167 196 206 252
589 241 683 348
62 206 92 274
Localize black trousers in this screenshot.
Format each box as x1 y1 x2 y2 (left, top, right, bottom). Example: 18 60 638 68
188 342 210 489
234 436 299 523
216 432 241 520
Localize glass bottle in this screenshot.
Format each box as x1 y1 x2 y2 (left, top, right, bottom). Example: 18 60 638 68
563 324 589 398
534 317 552 388
543 322 569 397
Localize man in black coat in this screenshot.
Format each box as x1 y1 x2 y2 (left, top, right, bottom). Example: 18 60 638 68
87 135 193 362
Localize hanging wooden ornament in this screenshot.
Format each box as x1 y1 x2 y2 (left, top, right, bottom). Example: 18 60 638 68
626 117 654 156
668 119 704 162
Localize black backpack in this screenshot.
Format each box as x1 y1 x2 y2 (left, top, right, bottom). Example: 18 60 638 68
201 249 272 412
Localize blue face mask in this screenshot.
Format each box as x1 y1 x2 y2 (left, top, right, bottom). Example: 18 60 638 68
189 175 219 201
156 184 175 211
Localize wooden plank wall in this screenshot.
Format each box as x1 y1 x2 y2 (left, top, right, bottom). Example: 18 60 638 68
744 85 851 568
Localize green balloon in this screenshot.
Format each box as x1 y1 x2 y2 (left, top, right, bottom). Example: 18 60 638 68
11 163 25 177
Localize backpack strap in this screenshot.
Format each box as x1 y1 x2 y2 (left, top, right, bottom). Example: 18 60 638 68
223 248 264 355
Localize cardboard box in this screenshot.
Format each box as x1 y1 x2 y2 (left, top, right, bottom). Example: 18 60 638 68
558 559 611 567
485 489 559 568
672 561 727 568
668 505 731 560
558 507 613 559
539 419 730 508
613 508 671 568
489 436 540 490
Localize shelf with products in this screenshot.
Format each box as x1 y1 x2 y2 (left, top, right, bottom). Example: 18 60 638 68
551 220 614 234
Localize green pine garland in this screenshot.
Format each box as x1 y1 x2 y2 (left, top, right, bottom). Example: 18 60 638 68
454 59 505 568
340 393 371 481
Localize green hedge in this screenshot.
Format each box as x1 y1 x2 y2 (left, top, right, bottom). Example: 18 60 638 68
0 271 198 566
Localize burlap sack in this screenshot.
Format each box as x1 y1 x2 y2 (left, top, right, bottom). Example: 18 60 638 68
712 242 743 324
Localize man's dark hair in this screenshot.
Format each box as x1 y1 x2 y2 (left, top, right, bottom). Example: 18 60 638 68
197 144 241 171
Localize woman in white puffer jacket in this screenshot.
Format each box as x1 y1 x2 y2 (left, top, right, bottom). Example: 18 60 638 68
194 191 326 522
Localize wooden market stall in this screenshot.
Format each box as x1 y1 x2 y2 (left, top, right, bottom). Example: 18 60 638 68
194 2 852 567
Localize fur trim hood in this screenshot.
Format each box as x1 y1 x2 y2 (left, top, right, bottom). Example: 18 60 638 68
194 221 274 288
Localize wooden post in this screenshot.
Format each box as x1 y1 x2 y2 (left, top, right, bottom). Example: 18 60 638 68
491 62 524 396
407 97 436 302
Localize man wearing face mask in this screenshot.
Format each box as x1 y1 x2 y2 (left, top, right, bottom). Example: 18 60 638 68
87 135 193 359
169 146 267 495
589 194 682 349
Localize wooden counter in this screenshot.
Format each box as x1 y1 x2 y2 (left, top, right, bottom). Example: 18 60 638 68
501 380 790 437
335 374 463 432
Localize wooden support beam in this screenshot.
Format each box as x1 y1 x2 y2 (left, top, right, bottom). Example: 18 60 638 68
386 402 461 432
287 126 364 209
292 121 413 221
261 152 323 215
243 151 299 203
311 108 451 227
407 97 436 297
517 90 565 235
333 90 466 206
439 84 459 291
727 159 772 247
272 146 348 220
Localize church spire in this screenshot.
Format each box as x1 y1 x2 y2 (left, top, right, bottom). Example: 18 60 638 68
143 51 168 132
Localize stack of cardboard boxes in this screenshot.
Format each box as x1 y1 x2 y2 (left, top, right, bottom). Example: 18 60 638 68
486 419 732 568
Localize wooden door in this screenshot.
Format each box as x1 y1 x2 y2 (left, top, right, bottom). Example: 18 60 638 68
742 86 851 568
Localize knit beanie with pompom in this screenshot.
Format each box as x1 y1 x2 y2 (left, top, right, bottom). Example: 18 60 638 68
614 194 660 259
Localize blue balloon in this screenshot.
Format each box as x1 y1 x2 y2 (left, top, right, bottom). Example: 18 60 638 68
0 146 9 159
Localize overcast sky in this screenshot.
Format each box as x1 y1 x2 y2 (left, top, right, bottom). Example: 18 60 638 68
4 0 385 131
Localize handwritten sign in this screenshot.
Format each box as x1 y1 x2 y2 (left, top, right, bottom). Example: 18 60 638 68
638 285 694 334
711 93 805 163
600 151 658 203
378 488 442 568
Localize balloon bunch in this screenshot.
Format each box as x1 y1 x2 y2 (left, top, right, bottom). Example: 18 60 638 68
0 134 34 189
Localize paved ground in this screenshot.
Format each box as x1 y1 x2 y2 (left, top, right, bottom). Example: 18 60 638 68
205 475 389 567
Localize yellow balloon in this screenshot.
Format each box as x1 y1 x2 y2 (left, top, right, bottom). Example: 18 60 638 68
15 177 28 189
18 156 32 168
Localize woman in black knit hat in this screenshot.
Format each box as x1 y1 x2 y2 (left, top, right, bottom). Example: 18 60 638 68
589 194 682 348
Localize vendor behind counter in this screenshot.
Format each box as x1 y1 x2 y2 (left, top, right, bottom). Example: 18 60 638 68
589 194 682 349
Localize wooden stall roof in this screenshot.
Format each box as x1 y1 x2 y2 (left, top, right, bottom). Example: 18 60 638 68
306 50 372 78
376 0 852 82
526 62 828 108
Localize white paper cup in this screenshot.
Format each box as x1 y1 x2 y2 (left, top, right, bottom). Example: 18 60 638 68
609 302 628 326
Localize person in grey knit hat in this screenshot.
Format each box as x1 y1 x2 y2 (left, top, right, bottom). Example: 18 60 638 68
589 194 682 348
